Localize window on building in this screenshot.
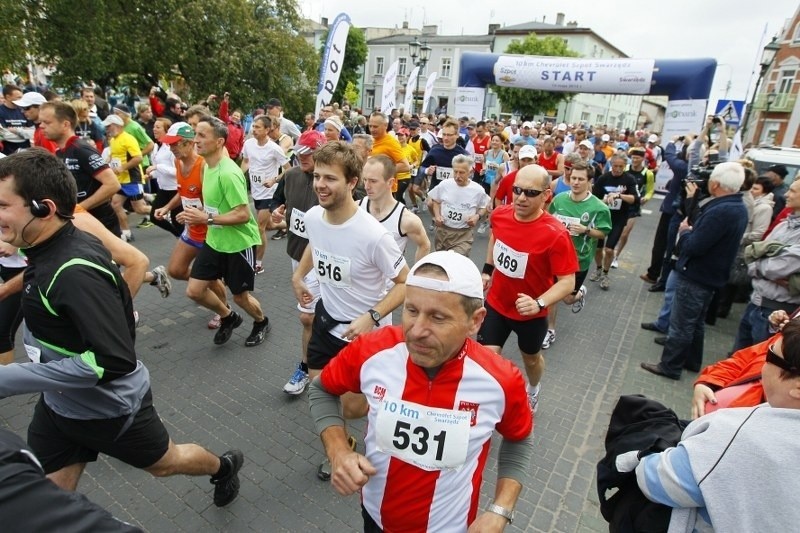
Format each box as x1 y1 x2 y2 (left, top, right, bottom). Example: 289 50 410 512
366 90 375 110
596 114 604 125
398 57 407 76
794 24 800 43
441 57 452 78
580 112 590 122
376 57 384 76
760 120 780 145
779 70 796 94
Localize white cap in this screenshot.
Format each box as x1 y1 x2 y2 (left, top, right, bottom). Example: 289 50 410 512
557 123 567 131
648 134 659 143
102 115 124 127
522 121 533 129
601 134 610 142
13 92 47 107
519 145 537 160
510 119 517 125
407 251 484 300
579 139 594 149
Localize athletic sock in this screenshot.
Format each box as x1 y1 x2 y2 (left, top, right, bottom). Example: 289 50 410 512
300 362 309 373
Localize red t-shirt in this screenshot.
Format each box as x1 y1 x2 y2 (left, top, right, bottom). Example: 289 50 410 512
34 127 59 154
471 135 490 175
494 170 517 206
487 205 578 320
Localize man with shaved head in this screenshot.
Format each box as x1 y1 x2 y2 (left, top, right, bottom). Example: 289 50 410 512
477 164 578 412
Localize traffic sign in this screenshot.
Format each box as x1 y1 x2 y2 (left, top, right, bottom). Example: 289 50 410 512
714 100 745 126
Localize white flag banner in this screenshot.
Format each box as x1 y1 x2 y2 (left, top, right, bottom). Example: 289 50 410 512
403 66 420 113
314 13 351 119
422 72 438 114
381 60 400 114
728 128 743 162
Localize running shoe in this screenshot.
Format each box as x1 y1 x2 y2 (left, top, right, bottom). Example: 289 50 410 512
211 449 244 507
541 329 556 350
271 229 288 240
214 312 243 345
588 268 602 282
137 217 154 228
245 317 270 347
254 263 265 275
610 256 619 269
572 285 587 313
477 220 489 234
283 364 310 395
150 265 171 298
528 389 540 413
600 274 611 291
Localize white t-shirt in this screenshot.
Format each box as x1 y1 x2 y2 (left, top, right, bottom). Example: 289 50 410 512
428 179 490 230
242 138 289 200
304 206 407 338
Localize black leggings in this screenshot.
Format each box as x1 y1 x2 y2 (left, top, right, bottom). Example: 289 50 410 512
149 188 184 237
0 265 25 353
394 179 411 204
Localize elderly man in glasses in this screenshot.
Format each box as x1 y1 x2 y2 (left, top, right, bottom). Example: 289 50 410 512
477 164 578 412
628 319 800 532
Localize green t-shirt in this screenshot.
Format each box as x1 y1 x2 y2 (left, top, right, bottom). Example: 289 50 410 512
548 191 612 271
203 157 262 252
124 120 152 167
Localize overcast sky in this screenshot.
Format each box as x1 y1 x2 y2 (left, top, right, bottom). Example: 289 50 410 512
300 0 796 108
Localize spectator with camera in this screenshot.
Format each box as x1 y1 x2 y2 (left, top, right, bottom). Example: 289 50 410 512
640 162 747 380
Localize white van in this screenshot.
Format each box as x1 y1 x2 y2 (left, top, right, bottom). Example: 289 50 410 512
745 146 800 183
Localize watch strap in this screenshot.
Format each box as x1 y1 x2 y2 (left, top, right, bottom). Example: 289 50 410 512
486 503 514 523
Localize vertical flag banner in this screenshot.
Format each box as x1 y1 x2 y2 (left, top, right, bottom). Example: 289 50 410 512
315 13 352 119
422 72 438 114
381 60 400 113
403 66 421 112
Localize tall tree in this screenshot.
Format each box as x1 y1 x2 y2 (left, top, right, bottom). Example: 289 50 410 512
492 34 580 118
318 25 367 105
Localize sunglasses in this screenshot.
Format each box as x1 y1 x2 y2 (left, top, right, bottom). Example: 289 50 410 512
512 186 546 198
767 344 799 374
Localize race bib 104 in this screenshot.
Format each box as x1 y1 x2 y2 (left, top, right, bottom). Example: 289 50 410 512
375 397 471 471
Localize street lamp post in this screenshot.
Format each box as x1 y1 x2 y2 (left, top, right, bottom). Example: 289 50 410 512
759 92 778 144
408 37 432 114
742 36 780 140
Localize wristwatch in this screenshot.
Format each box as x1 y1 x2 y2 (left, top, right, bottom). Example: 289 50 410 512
534 297 546 310
368 308 381 326
486 503 514 523
207 214 215 225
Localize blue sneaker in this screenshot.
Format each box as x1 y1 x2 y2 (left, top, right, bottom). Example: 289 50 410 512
283 364 310 395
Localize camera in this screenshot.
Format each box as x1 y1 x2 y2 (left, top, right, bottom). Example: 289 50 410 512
712 115 722 125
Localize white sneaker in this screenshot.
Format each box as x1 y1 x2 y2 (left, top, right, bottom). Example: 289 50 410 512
283 364 310 395
477 221 489 234
528 389 540 413
542 329 556 350
610 256 619 269
572 285 587 313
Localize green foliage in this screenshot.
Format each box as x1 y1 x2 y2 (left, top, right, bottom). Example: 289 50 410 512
343 81 359 106
318 25 367 105
492 34 580 118
9 0 318 120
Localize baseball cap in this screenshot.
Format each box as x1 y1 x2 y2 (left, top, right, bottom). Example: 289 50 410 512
408 120 420 129
407 251 483 300
510 119 517 125
459 116 469 122
579 139 594 149
294 130 326 155
161 122 195 144
767 164 788 178
101 115 124 127
398 127 410 136
13 92 47 108
557 123 567 131
647 134 659 143
601 134 610 142
113 104 132 116
522 121 533 128
519 145 537 160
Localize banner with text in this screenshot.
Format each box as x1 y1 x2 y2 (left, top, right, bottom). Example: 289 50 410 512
381 60 400 113
314 13 351 119
453 87 486 120
422 72 438 114
661 99 707 142
492 55 655 95
403 66 421 112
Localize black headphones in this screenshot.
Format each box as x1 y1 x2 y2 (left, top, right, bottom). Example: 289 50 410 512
29 199 74 220
30 199 51 218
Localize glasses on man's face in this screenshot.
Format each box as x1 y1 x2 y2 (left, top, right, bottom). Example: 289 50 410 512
767 344 800 374
512 185 545 198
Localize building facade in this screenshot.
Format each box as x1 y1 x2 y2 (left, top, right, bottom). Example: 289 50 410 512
750 6 800 147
